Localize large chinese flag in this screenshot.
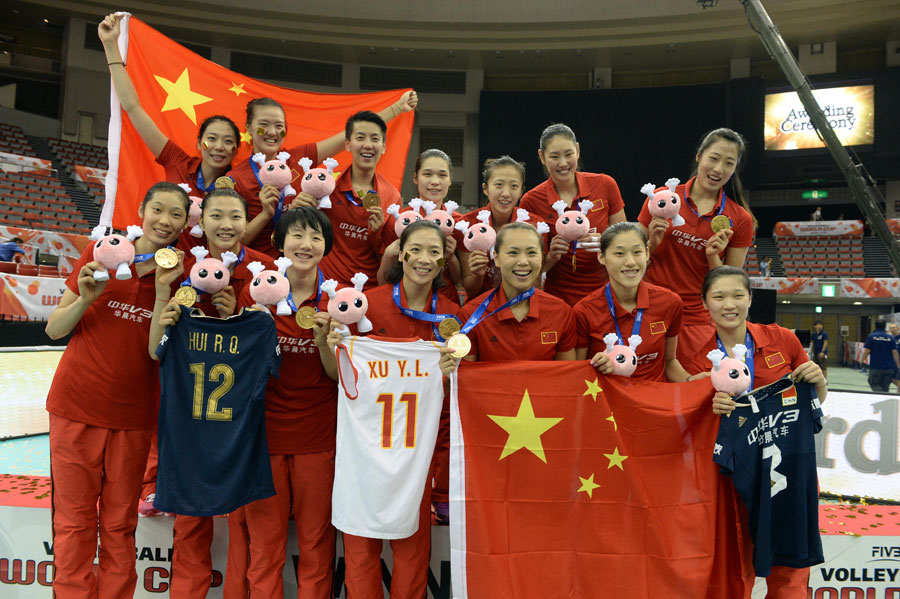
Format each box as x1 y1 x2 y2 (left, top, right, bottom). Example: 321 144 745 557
450 361 751 599
102 14 414 229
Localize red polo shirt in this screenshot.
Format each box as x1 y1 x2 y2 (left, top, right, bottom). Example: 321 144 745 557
638 177 754 320
457 286 576 361
364 281 460 340
683 321 809 386
227 143 319 258
454 206 547 297
573 281 683 382
156 140 203 189
237 286 336 454
520 171 624 305
46 245 166 429
181 244 274 317
318 167 401 290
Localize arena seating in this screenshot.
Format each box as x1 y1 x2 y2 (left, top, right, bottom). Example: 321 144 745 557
48 137 109 170
0 123 37 157
776 234 865 277
0 170 91 234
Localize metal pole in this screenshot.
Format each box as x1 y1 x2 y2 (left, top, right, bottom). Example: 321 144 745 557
740 0 900 275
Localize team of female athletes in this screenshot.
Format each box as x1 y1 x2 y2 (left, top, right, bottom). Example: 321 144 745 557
42 12 827 599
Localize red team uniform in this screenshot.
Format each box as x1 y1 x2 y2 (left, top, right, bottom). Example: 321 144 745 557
341 281 458 599
46 245 167 599
227 143 319 257
573 281 683 382
520 171 624 305
684 321 813 599
638 177 753 363
458 287 577 361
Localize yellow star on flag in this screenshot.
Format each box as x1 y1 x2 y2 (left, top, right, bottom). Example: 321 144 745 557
240 131 253 144
577 473 601 498
604 446 628 470
228 82 247 97
488 390 563 464
606 413 617 431
583 378 603 402
153 68 213 124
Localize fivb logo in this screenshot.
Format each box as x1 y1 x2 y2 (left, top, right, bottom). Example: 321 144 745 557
815 398 900 475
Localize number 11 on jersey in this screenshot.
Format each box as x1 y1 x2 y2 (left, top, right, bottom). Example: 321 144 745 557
376 393 418 449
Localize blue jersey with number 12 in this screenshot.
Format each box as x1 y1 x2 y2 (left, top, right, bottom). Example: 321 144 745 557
713 380 825 576
154 306 280 516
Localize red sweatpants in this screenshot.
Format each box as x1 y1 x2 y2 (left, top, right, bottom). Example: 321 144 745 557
49 414 151 599
140 430 159 500
766 566 810 598
243 451 336 599
170 515 214 599
223 507 250 599
342 481 432 599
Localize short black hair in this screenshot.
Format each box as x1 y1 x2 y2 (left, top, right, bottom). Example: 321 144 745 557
345 110 387 140
273 207 333 256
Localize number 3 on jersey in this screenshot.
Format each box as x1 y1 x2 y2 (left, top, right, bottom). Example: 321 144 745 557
762 444 787 497
376 392 418 449
189 362 234 421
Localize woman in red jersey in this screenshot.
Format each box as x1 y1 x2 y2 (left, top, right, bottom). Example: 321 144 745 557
458 157 545 300
685 266 826 599
228 92 417 257
100 14 239 195
520 123 626 305
331 219 457 599
378 149 463 304
459 222 576 362
573 222 693 382
44 182 189 599
638 127 755 365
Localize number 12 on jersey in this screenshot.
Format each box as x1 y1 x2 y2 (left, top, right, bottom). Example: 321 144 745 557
376 392 418 449
189 362 234 421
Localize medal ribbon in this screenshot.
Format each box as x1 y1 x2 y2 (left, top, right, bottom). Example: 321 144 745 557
685 182 727 224
286 269 324 313
716 328 755 395
195 166 215 194
250 157 286 223
134 245 175 264
391 282 459 342
344 190 376 207
604 284 643 344
459 285 536 335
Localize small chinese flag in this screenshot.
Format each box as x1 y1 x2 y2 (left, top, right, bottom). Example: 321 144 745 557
540 331 558 344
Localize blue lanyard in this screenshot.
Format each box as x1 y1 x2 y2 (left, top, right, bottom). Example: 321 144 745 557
459 285 535 335
685 184 727 224
716 329 755 392
134 245 174 264
344 190 376 207
250 157 286 223
286 269 323 312
391 282 459 342
195 166 215 194
604 284 643 344
179 246 245 290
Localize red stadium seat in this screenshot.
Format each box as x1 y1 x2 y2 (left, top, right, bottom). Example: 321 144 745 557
0 261 17 274
17 264 39 276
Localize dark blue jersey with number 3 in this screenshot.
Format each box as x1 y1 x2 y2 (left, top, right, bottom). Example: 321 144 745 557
713 380 825 577
154 306 280 516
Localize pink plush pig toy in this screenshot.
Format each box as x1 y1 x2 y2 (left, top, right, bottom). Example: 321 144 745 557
178 183 204 237
641 178 685 227
454 210 497 253
320 273 372 335
247 257 292 315
602 333 642 377
188 246 238 295
421 200 459 235
252 151 297 198
90 224 143 281
386 198 424 237
551 199 594 241
707 344 752 396
297 156 338 209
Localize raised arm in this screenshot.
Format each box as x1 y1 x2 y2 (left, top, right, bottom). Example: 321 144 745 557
314 90 418 159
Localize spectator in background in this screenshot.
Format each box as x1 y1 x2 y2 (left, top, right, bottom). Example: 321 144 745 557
861 318 900 393
836 213 845 221
810 320 828 379
759 256 772 278
811 206 823 221
0 237 26 262
890 322 900 393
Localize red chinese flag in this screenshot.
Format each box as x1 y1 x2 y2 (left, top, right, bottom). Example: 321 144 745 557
102 15 414 229
450 361 751 599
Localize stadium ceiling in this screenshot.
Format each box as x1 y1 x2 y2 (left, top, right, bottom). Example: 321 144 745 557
6 0 900 72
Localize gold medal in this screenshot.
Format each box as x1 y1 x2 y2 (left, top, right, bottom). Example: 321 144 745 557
447 333 471 358
154 248 178 269
710 215 732 233
438 317 461 339
362 191 381 209
215 176 235 189
295 306 317 329
174 286 197 307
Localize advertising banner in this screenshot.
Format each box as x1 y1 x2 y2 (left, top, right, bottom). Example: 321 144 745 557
774 221 864 237
0 153 52 175
841 279 900 298
751 276 820 294
0 226 88 273
0 274 67 320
